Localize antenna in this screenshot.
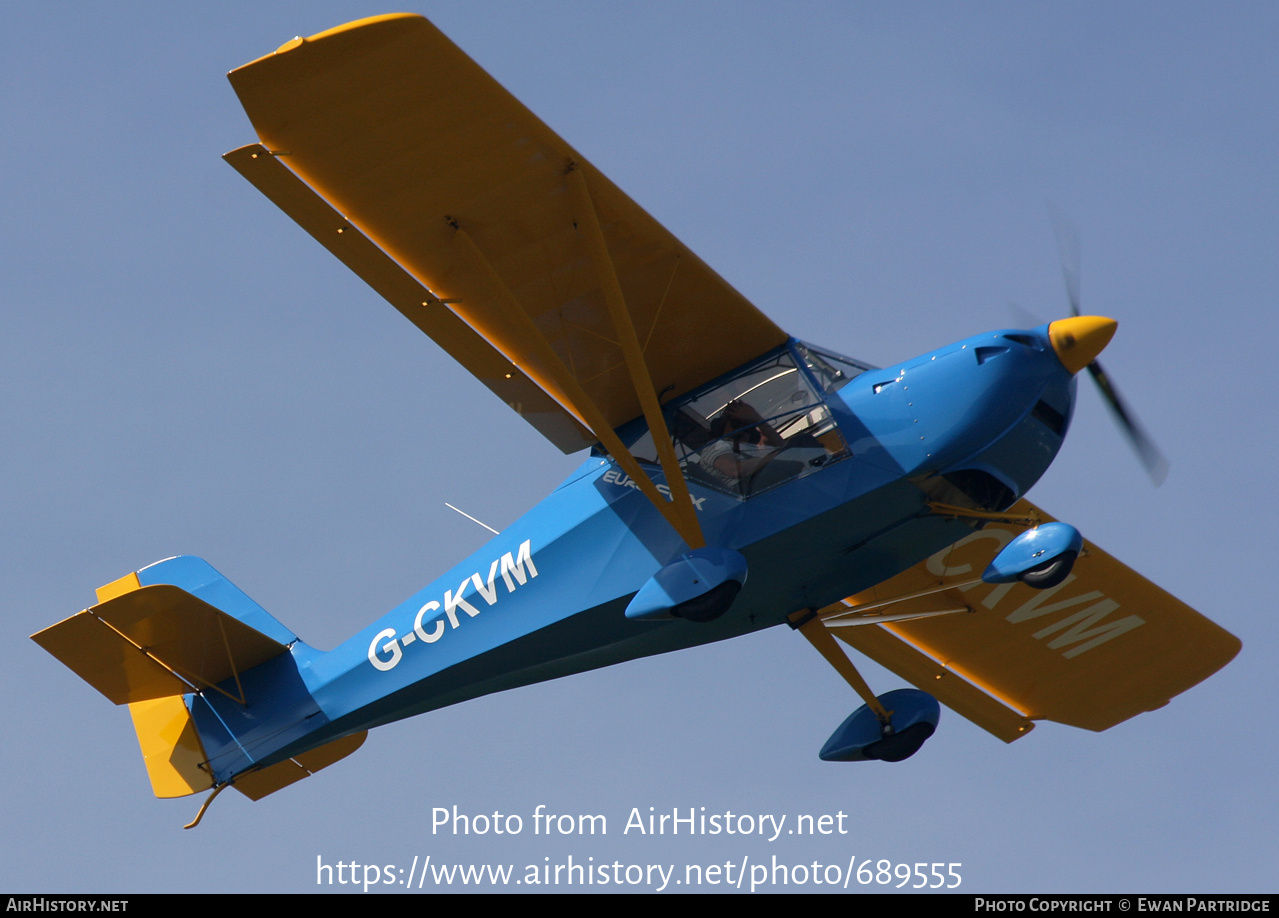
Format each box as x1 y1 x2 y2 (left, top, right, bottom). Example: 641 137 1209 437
444 503 500 535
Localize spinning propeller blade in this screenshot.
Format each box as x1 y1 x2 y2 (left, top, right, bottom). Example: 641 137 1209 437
1084 361 1169 486
1048 206 1169 486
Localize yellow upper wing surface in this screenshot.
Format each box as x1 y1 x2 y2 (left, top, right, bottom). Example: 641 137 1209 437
827 501 1240 738
226 14 786 453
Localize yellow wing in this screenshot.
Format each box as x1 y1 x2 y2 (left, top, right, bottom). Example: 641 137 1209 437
225 13 786 454
823 500 1240 740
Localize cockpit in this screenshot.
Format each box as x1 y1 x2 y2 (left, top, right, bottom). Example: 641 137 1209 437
619 341 870 499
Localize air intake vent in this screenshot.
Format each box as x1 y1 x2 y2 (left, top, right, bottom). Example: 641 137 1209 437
1032 399 1067 436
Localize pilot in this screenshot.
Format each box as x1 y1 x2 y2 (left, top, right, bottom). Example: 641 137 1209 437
701 399 788 491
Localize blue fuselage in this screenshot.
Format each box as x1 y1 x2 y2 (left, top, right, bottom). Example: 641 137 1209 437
178 325 1077 784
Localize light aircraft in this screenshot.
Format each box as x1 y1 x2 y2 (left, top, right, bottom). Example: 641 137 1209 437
32 13 1239 828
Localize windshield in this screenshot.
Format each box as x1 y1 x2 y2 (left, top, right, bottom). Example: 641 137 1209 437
795 342 871 393
624 347 852 498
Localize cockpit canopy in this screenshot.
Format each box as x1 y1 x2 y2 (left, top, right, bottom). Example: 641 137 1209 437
619 341 870 499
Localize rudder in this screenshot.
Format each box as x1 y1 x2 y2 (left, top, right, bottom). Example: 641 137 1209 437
33 558 364 807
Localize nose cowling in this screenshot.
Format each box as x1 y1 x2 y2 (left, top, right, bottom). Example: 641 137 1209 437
1048 316 1117 375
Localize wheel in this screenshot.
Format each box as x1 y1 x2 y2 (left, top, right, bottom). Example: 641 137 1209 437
1018 550 1078 589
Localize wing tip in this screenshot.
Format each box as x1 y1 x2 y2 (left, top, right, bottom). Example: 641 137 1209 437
229 12 428 79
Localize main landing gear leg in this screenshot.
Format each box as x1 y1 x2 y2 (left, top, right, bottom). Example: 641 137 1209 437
788 609 940 763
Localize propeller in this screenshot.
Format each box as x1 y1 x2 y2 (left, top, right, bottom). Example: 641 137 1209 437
1047 205 1169 486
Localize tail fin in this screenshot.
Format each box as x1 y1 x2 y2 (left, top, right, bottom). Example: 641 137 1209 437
32 558 364 804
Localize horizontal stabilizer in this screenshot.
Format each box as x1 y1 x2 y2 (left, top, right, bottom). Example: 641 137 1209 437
34 564 366 810
231 731 367 801
32 582 288 705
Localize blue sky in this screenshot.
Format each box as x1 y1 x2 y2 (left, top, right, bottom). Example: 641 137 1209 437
3 1 1276 893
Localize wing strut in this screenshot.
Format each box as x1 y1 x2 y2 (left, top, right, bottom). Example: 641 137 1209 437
788 609 891 724
226 144 709 547
448 212 706 550
566 163 705 549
